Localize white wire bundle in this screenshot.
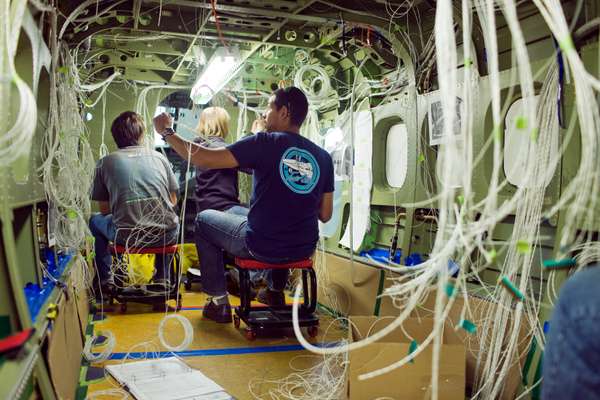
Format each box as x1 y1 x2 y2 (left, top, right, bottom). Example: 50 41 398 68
249 340 348 399
534 0 600 250
573 241 600 268
294 64 332 105
83 330 117 363
293 64 338 112
288 3 599 400
134 83 190 150
158 314 194 352
68 252 96 294
40 43 95 252
474 65 560 400
0 0 37 168
58 0 128 40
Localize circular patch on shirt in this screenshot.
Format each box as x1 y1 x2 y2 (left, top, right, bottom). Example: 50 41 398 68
279 147 320 194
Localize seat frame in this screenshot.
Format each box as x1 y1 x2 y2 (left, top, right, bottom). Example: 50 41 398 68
233 257 319 340
107 244 182 312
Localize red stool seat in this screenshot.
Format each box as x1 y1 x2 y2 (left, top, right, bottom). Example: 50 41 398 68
109 244 179 254
234 257 313 270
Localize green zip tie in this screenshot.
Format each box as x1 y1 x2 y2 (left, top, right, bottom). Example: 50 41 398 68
408 339 418 364
445 282 456 298
516 240 531 254
543 258 576 269
457 195 464 205
515 116 528 130
464 58 473 68
67 209 78 220
500 276 525 301
86 236 95 245
488 248 497 262
57 66 69 74
459 319 477 334
417 153 425 163
559 36 574 52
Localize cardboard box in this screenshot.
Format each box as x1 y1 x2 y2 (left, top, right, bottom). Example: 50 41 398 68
401 291 530 400
47 284 84 400
347 316 466 400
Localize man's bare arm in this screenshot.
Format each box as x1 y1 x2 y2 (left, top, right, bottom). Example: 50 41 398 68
153 112 239 169
319 192 333 222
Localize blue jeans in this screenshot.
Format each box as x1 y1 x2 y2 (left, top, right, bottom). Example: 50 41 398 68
194 205 289 297
543 266 600 399
89 213 178 285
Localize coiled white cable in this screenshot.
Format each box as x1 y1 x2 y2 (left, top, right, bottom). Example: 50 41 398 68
293 64 332 105
158 314 194 352
83 330 116 363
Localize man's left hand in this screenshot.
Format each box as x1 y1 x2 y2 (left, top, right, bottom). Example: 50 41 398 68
153 112 174 135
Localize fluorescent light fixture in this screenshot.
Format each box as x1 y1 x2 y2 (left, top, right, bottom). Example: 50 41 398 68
190 47 241 105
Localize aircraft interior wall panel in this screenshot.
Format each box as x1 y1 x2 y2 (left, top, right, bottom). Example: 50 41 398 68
0 220 20 335
2 35 49 209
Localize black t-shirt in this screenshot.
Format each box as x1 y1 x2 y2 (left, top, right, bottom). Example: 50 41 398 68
227 131 334 261
194 136 241 213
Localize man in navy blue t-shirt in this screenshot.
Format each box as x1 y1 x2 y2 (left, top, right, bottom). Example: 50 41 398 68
153 87 334 323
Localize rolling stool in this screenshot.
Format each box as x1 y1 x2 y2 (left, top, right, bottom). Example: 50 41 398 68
108 244 182 312
233 257 319 340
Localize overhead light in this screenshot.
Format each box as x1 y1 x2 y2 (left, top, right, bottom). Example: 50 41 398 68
190 47 241 105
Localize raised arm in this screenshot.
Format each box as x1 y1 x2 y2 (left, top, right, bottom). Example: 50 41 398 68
153 112 239 169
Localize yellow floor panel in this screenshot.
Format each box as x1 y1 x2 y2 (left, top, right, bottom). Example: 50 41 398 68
84 289 346 399
86 350 326 399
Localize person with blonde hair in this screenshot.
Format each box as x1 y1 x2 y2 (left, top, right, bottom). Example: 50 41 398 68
191 106 255 298
193 106 246 215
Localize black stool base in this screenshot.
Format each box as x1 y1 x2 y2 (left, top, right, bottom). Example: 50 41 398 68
234 266 319 340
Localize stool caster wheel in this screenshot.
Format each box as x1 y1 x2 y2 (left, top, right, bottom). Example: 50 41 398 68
120 303 127 313
245 328 256 341
307 326 318 338
233 315 241 329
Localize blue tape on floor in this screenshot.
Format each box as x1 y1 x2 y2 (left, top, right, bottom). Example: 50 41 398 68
101 342 339 360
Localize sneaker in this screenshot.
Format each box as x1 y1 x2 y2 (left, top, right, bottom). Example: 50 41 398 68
202 301 232 323
257 288 285 307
